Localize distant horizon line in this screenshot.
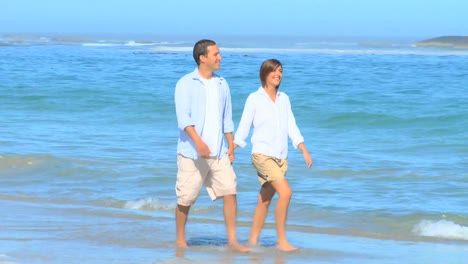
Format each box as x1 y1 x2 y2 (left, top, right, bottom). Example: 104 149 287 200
0 31 456 41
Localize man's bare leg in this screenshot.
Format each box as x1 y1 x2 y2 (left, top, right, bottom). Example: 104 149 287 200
271 179 297 251
176 204 190 248
248 183 275 245
223 194 251 252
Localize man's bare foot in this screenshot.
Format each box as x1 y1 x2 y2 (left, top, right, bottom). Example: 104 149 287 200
276 243 298 252
176 240 188 248
228 241 251 253
176 247 185 258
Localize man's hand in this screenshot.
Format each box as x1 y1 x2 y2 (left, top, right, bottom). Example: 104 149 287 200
196 141 211 158
184 126 210 158
228 146 235 163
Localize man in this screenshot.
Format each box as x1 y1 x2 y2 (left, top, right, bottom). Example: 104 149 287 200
174 39 250 252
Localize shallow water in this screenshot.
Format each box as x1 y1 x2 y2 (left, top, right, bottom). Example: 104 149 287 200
1 36 467 263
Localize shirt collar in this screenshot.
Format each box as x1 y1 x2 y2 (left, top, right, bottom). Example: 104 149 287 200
190 68 224 83
258 86 281 96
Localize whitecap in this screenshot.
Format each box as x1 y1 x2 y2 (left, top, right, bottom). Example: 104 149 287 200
413 219 468 240
124 197 174 211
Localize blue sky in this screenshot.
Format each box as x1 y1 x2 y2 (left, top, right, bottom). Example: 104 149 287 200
1 0 467 39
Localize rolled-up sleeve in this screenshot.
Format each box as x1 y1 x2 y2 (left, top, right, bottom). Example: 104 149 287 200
286 98 304 148
175 78 194 131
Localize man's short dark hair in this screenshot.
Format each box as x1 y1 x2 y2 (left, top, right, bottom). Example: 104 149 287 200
193 39 216 65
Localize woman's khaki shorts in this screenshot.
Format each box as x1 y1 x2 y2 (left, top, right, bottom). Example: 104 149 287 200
175 154 237 206
251 152 288 186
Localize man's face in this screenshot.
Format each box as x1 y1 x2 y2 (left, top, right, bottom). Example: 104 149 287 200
202 45 222 71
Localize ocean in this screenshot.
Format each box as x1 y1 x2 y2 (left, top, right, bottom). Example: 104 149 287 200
0 34 467 264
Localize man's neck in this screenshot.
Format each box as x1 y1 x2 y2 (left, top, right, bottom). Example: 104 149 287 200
198 67 213 79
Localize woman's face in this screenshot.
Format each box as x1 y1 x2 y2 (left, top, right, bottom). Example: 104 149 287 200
265 65 283 88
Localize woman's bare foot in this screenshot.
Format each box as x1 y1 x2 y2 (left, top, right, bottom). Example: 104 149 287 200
228 241 252 253
247 240 258 247
276 243 298 252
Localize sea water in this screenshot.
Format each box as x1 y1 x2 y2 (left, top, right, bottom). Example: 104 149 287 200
0 35 467 263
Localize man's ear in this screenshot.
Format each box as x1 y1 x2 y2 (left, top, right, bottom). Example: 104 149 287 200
199 54 207 64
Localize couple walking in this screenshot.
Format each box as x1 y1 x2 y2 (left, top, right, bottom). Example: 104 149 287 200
174 39 312 253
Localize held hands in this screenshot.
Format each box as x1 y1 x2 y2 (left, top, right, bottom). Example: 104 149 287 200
228 146 235 163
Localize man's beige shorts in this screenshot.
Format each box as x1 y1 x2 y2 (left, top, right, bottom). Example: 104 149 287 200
251 152 288 186
176 154 237 206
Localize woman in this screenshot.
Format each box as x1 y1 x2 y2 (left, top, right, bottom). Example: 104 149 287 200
234 59 313 251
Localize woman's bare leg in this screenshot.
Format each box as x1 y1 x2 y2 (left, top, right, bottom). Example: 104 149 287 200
270 178 297 251
248 183 275 245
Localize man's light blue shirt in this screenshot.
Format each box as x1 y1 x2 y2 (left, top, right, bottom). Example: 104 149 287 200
175 68 234 159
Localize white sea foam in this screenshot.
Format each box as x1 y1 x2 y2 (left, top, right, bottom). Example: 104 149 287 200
0 254 16 264
82 43 121 47
150 45 468 56
150 46 192 52
124 197 174 211
124 40 156 46
413 219 468 240
82 41 157 47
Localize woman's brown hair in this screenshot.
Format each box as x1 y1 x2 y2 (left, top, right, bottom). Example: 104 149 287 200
259 59 282 88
